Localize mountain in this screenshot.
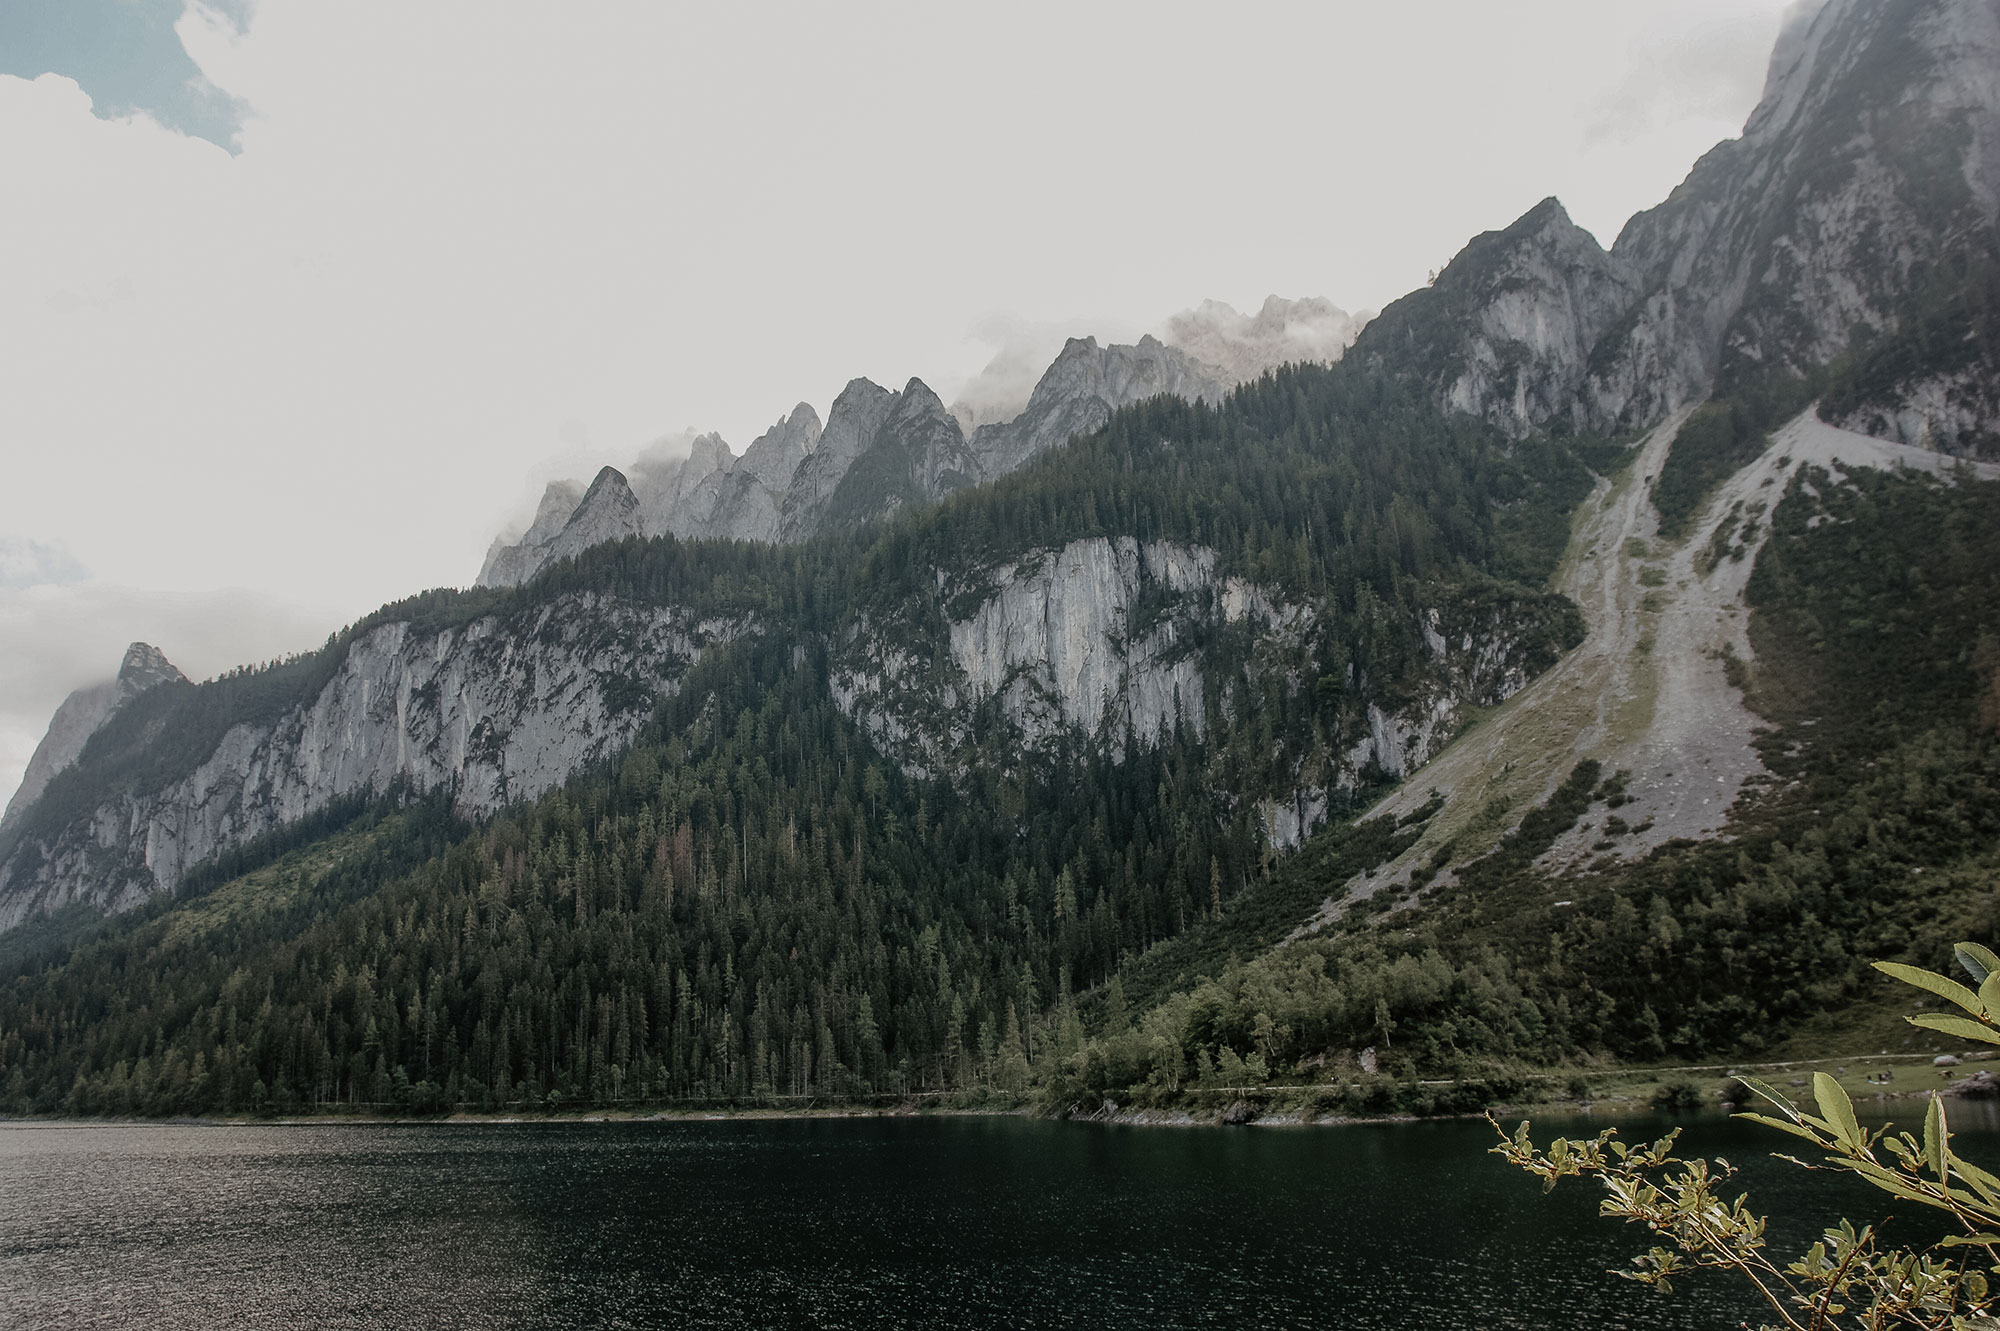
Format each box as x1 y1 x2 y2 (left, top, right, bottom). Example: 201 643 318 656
3 0 1998 1119
475 320 1301 587
1359 0 2000 456
0 643 184 842
475 480 584 588
964 335 1230 479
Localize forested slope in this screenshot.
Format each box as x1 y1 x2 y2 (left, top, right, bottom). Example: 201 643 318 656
0 362 1613 1115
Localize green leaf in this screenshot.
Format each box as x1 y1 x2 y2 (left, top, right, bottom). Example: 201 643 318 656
1877 961 1986 1016
1734 1111 1826 1144
1950 1158 2000 1210
1958 943 2000 986
1939 1233 2000 1247
1925 1093 1948 1180
1983 970 2000 1019
1909 1013 1999 1043
1844 1157 1941 1206
1738 1075 1801 1121
1815 1073 1864 1150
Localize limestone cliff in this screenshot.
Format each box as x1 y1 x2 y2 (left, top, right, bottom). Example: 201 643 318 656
827 536 1567 848
0 597 742 930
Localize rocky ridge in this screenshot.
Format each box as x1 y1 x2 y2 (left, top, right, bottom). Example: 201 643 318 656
474 310 1351 587
0 598 742 931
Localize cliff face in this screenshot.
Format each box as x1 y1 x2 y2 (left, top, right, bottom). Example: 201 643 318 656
1589 0 2000 439
5 550 1557 919
0 597 742 930
1356 199 1642 438
826 536 1566 848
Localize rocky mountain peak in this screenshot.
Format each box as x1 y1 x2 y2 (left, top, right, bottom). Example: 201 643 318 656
479 466 643 587
1352 194 1638 437
475 292 1357 580
548 467 643 557
727 403 822 497
1 641 187 838
117 642 186 692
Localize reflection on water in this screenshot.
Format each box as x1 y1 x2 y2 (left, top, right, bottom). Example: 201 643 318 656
3 1105 1995 1329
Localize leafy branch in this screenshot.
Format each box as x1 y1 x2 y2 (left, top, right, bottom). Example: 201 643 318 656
1494 942 2000 1331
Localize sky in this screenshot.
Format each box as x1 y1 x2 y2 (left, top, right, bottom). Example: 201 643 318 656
0 0 1803 814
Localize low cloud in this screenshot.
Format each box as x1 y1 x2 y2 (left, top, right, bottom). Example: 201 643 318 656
946 311 1143 432
1161 296 1371 384
0 538 88 590
1582 10 1790 147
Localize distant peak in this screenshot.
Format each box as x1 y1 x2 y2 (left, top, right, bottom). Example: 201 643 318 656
1513 196 1576 233
117 642 186 691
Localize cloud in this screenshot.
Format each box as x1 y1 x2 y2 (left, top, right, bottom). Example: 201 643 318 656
1581 9 1791 147
0 0 249 151
1160 297 1370 384
0 539 88 590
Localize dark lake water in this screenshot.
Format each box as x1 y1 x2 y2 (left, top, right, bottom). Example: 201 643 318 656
3 1106 1994 1329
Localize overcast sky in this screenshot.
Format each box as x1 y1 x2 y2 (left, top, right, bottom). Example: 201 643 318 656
0 0 1802 813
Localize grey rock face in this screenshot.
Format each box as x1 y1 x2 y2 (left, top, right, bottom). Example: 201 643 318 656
829 536 1555 846
0 597 741 929
0 643 188 839
779 378 898 541
478 468 642 588
539 468 643 569
1585 0 2000 434
807 378 984 532
632 434 731 538
968 336 1230 477
944 538 1285 747
1358 198 1642 438
1832 366 2000 455
1365 0 2000 447
683 403 824 544
477 479 584 587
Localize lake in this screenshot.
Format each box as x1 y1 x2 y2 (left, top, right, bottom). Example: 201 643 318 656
3 1106 1992 1329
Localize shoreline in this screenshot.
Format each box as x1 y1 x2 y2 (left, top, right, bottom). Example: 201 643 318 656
3 1050 1984 1131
